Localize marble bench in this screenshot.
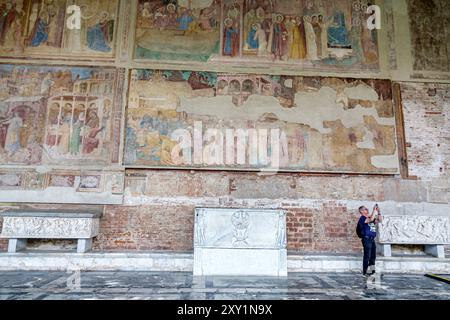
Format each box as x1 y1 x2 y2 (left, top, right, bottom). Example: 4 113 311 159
194 208 287 276
378 215 449 259
0 210 101 253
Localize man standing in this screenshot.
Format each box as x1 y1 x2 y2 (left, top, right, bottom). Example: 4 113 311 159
358 205 382 276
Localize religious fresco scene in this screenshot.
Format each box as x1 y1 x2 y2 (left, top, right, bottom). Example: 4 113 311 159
135 0 221 62
0 0 119 59
134 0 379 70
0 65 123 167
407 0 450 72
125 69 399 174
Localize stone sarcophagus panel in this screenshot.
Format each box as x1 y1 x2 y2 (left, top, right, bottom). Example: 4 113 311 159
0 210 102 253
378 216 450 245
194 208 287 276
378 215 450 259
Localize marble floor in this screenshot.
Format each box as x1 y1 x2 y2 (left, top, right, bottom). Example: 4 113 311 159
0 271 448 300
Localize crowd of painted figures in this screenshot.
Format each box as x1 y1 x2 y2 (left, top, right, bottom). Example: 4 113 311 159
138 0 377 63
138 0 220 32
224 2 378 62
0 0 115 53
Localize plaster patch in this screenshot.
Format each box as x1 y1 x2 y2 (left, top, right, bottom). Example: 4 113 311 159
178 87 395 134
371 151 400 169
357 129 376 149
343 83 379 101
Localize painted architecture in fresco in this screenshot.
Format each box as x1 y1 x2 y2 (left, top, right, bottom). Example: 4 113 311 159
125 69 399 174
408 0 450 72
0 0 119 59
134 0 379 70
0 65 123 167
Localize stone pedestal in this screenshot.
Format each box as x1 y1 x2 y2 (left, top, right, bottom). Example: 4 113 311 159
8 239 27 253
194 208 287 277
425 245 445 259
77 239 93 253
379 244 392 257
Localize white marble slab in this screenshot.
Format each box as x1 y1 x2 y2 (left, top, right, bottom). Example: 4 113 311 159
194 208 287 276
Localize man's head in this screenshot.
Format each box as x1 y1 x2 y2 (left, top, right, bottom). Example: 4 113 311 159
359 206 369 215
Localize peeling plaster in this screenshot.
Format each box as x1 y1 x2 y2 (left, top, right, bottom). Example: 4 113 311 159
178 86 395 134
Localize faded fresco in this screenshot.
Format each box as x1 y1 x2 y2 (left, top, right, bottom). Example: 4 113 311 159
0 0 119 59
135 0 221 62
125 69 399 174
0 169 125 202
134 0 379 70
408 0 450 72
0 65 124 166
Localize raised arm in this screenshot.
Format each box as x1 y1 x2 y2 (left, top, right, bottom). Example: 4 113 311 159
376 206 383 223
365 206 378 223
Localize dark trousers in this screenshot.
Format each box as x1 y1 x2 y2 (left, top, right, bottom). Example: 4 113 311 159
362 237 376 274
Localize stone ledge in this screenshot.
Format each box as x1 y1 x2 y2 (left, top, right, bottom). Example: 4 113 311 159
0 252 448 274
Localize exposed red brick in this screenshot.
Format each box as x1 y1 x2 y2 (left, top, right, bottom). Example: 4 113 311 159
401 83 450 179
93 205 195 251
89 202 364 254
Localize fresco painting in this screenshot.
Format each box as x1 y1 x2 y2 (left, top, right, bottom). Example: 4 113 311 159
135 0 379 70
0 171 22 188
135 0 221 61
0 65 123 166
48 173 76 187
77 174 102 192
125 69 399 174
0 0 119 59
407 0 450 72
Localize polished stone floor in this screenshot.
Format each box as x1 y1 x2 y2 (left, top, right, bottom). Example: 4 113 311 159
0 271 448 300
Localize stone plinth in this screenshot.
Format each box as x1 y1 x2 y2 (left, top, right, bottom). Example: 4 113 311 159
0 211 101 253
194 208 287 276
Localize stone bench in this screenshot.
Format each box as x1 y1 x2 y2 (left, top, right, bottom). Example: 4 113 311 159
0 210 101 253
194 208 287 276
378 215 449 259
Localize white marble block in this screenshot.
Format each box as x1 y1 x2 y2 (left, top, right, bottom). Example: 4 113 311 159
194 208 287 277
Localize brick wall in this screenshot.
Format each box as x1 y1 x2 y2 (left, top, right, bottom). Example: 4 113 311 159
91 171 389 253
94 205 195 251
94 201 364 253
401 83 450 179
286 205 361 253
